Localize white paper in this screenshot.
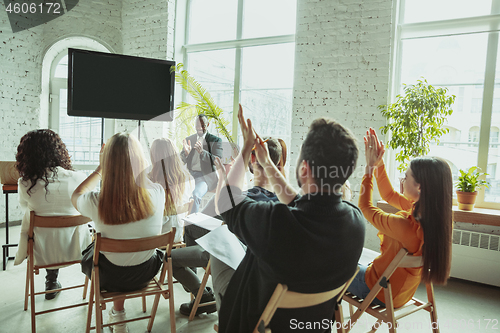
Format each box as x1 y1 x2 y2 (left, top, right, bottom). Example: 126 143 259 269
196 225 246 270
182 212 223 231
359 247 380 266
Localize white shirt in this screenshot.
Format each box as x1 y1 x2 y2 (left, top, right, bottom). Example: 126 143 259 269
190 132 207 172
76 183 165 266
14 167 92 266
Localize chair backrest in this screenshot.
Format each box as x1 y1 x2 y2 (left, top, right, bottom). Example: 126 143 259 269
29 211 91 238
379 248 423 280
254 274 355 333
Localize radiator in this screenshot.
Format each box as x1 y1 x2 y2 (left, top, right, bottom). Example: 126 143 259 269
450 229 500 287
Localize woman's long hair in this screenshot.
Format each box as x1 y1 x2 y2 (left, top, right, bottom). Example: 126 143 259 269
15 129 73 196
148 138 190 216
410 157 453 285
99 133 154 225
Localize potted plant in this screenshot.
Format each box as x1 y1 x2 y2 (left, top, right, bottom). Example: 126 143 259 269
455 166 490 211
379 78 456 173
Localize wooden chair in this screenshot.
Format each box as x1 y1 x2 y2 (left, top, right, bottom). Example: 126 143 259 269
85 231 176 333
188 257 216 321
25 211 92 333
254 267 359 333
338 248 439 333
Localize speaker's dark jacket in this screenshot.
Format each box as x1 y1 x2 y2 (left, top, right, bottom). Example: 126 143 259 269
180 132 223 191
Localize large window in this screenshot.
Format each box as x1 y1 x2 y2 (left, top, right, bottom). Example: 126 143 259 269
395 0 500 208
46 39 114 172
175 0 297 161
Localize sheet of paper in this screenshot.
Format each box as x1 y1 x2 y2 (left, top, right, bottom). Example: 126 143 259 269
359 247 380 266
182 212 223 231
196 225 246 270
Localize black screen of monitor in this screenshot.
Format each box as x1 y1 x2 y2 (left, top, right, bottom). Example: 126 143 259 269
68 48 175 121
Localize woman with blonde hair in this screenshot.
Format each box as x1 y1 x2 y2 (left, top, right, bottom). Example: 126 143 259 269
149 138 194 242
72 133 165 333
349 128 452 308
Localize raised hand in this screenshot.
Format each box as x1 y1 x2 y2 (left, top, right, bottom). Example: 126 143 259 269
237 104 256 152
364 127 385 168
194 139 203 154
183 139 192 155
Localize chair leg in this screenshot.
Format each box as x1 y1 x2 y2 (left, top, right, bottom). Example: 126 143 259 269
369 319 383 333
384 283 396 333
83 275 89 299
426 283 440 333
147 294 161 332
335 303 346 333
86 278 95 333
168 259 176 333
142 295 147 313
24 260 30 311
29 258 36 333
189 264 211 321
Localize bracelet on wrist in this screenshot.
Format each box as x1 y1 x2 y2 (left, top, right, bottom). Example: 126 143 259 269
93 171 101 177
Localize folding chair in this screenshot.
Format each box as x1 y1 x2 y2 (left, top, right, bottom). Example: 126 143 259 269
338 248 439 333
254 267 359 333
85 231 176 333
25 211 92 333
188 257 216 321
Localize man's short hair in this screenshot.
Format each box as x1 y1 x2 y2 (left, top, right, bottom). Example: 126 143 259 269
300 118 358 189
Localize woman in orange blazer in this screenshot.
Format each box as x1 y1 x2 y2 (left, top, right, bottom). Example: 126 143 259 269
348 128 453 308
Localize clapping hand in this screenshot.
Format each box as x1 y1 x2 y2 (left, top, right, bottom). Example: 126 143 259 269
364 128 385 168
194 139 203 154
237 104 256 152
183 139 192 155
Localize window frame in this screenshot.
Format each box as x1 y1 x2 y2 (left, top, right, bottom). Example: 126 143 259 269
390 0 500 209
174 0 296 143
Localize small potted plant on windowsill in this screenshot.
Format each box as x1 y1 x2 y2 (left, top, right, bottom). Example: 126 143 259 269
455 166 490 211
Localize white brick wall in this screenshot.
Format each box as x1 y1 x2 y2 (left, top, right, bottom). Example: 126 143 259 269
0 0 123 223
292 0 394 249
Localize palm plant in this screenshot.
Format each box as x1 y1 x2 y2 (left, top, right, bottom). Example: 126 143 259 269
170 63 236 156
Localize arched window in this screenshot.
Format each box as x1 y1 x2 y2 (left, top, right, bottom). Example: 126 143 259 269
43 37 114 171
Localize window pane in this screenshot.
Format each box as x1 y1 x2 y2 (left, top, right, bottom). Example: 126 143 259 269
242 0 297 39
188 0 237 44
187 49 236 162
486 86 500 202
241 43 295 90
240 43 295 151
400 34 488 85
187 49 235 113
54 55 68 78
58 88 102 165
403 0 492 24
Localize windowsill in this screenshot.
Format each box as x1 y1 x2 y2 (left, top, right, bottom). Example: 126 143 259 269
376 201 500 227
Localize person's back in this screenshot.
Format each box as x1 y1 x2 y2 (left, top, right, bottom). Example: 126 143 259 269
216 108 365 332
14 129 92 300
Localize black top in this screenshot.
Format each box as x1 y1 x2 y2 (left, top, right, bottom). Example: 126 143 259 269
218 186 365 333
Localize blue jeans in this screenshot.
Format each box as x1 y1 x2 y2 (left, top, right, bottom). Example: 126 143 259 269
191 170 208 213
347 263 386 307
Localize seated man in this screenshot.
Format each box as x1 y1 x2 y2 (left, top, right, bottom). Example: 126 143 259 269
171 137 286 316
215 105 365 332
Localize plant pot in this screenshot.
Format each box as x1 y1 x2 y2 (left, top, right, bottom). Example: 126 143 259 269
456 191 478 211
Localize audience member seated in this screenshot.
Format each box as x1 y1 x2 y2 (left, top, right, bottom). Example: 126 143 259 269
72 133 165 333
214 105 366 332
13 129 92 300
149 138 194 242
350 128 452 308
180 114 223 213
172 137 287 317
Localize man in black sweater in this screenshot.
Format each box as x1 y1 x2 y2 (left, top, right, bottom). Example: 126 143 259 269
215 105 365 332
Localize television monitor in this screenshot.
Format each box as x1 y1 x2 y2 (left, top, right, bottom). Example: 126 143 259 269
68 48 175 121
